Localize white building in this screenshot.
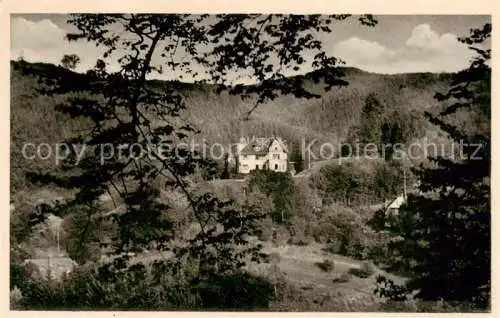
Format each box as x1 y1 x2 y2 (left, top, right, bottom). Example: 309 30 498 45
384 195 406 216
233 136 288 174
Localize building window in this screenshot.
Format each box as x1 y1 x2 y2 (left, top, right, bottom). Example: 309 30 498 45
274 164 278 170
273 154 280 159
256 165 259 170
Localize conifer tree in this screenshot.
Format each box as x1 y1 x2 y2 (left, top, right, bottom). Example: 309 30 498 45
375 23 491 309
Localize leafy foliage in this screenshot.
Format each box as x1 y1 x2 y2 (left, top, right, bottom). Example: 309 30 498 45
13 261 275 310
248 170 295 224
62 203 114 264
358 93 386 147
346 93 425 161
60 54 81 70
312 159 406 206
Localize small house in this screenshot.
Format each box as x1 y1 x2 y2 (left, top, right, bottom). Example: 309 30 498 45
384 195 406 216
234 136 288 174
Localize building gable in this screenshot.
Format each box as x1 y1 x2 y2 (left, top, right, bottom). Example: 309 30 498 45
239 137 287 156
268 139 287 154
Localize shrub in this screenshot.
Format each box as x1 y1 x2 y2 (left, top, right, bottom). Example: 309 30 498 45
378 299 485 313
315 259 335 272
259 252 272 264
332 272 352 283
10 287 23 310
256 217 274 242
288 237 310 246
15 260 276 310
311 159 406 207
271 228 290 247
247 170 295 224
361 261 377 276
62 205 106 264
287 216 312 246
309 203 385 260
195 273 276 310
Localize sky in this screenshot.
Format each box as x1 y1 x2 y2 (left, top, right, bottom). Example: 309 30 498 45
10 14 491 83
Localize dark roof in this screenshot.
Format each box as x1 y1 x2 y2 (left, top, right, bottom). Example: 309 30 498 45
240 137 288 156
240 138 273 155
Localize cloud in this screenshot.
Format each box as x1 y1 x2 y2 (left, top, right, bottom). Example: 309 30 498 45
11 17 109 73
333 37 396 63
333 23 474 74
10 16 201 81
406 24 443 50
405 24 464 53
404 23 473 63
11 18 66 50
10 16 248 83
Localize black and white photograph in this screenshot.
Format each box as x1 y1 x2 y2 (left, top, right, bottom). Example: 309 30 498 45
7 5 492 313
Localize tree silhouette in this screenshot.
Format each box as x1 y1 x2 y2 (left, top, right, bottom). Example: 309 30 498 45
380 120 404 161
289 140 304 173
60 54 81 70
221 153 230 179
358 93 386 150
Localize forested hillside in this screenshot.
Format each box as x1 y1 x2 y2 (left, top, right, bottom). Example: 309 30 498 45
10 60 451 194
9 12 490 312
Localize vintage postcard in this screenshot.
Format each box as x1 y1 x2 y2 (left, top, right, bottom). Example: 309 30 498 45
1 0 495 316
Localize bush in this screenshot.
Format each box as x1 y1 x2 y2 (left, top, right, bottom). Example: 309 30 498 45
315 259 334 272
248 170 295 224
288 237 310 246
332 272 352 283
256 217 274 242
311 160 406 207
378 299 486 313
10 262 43 291
62 205 106 264
10 287 23 310
309 204 385 260
194 273 275 310
361 261 377 276
271 228 290 247
287 216 312 246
